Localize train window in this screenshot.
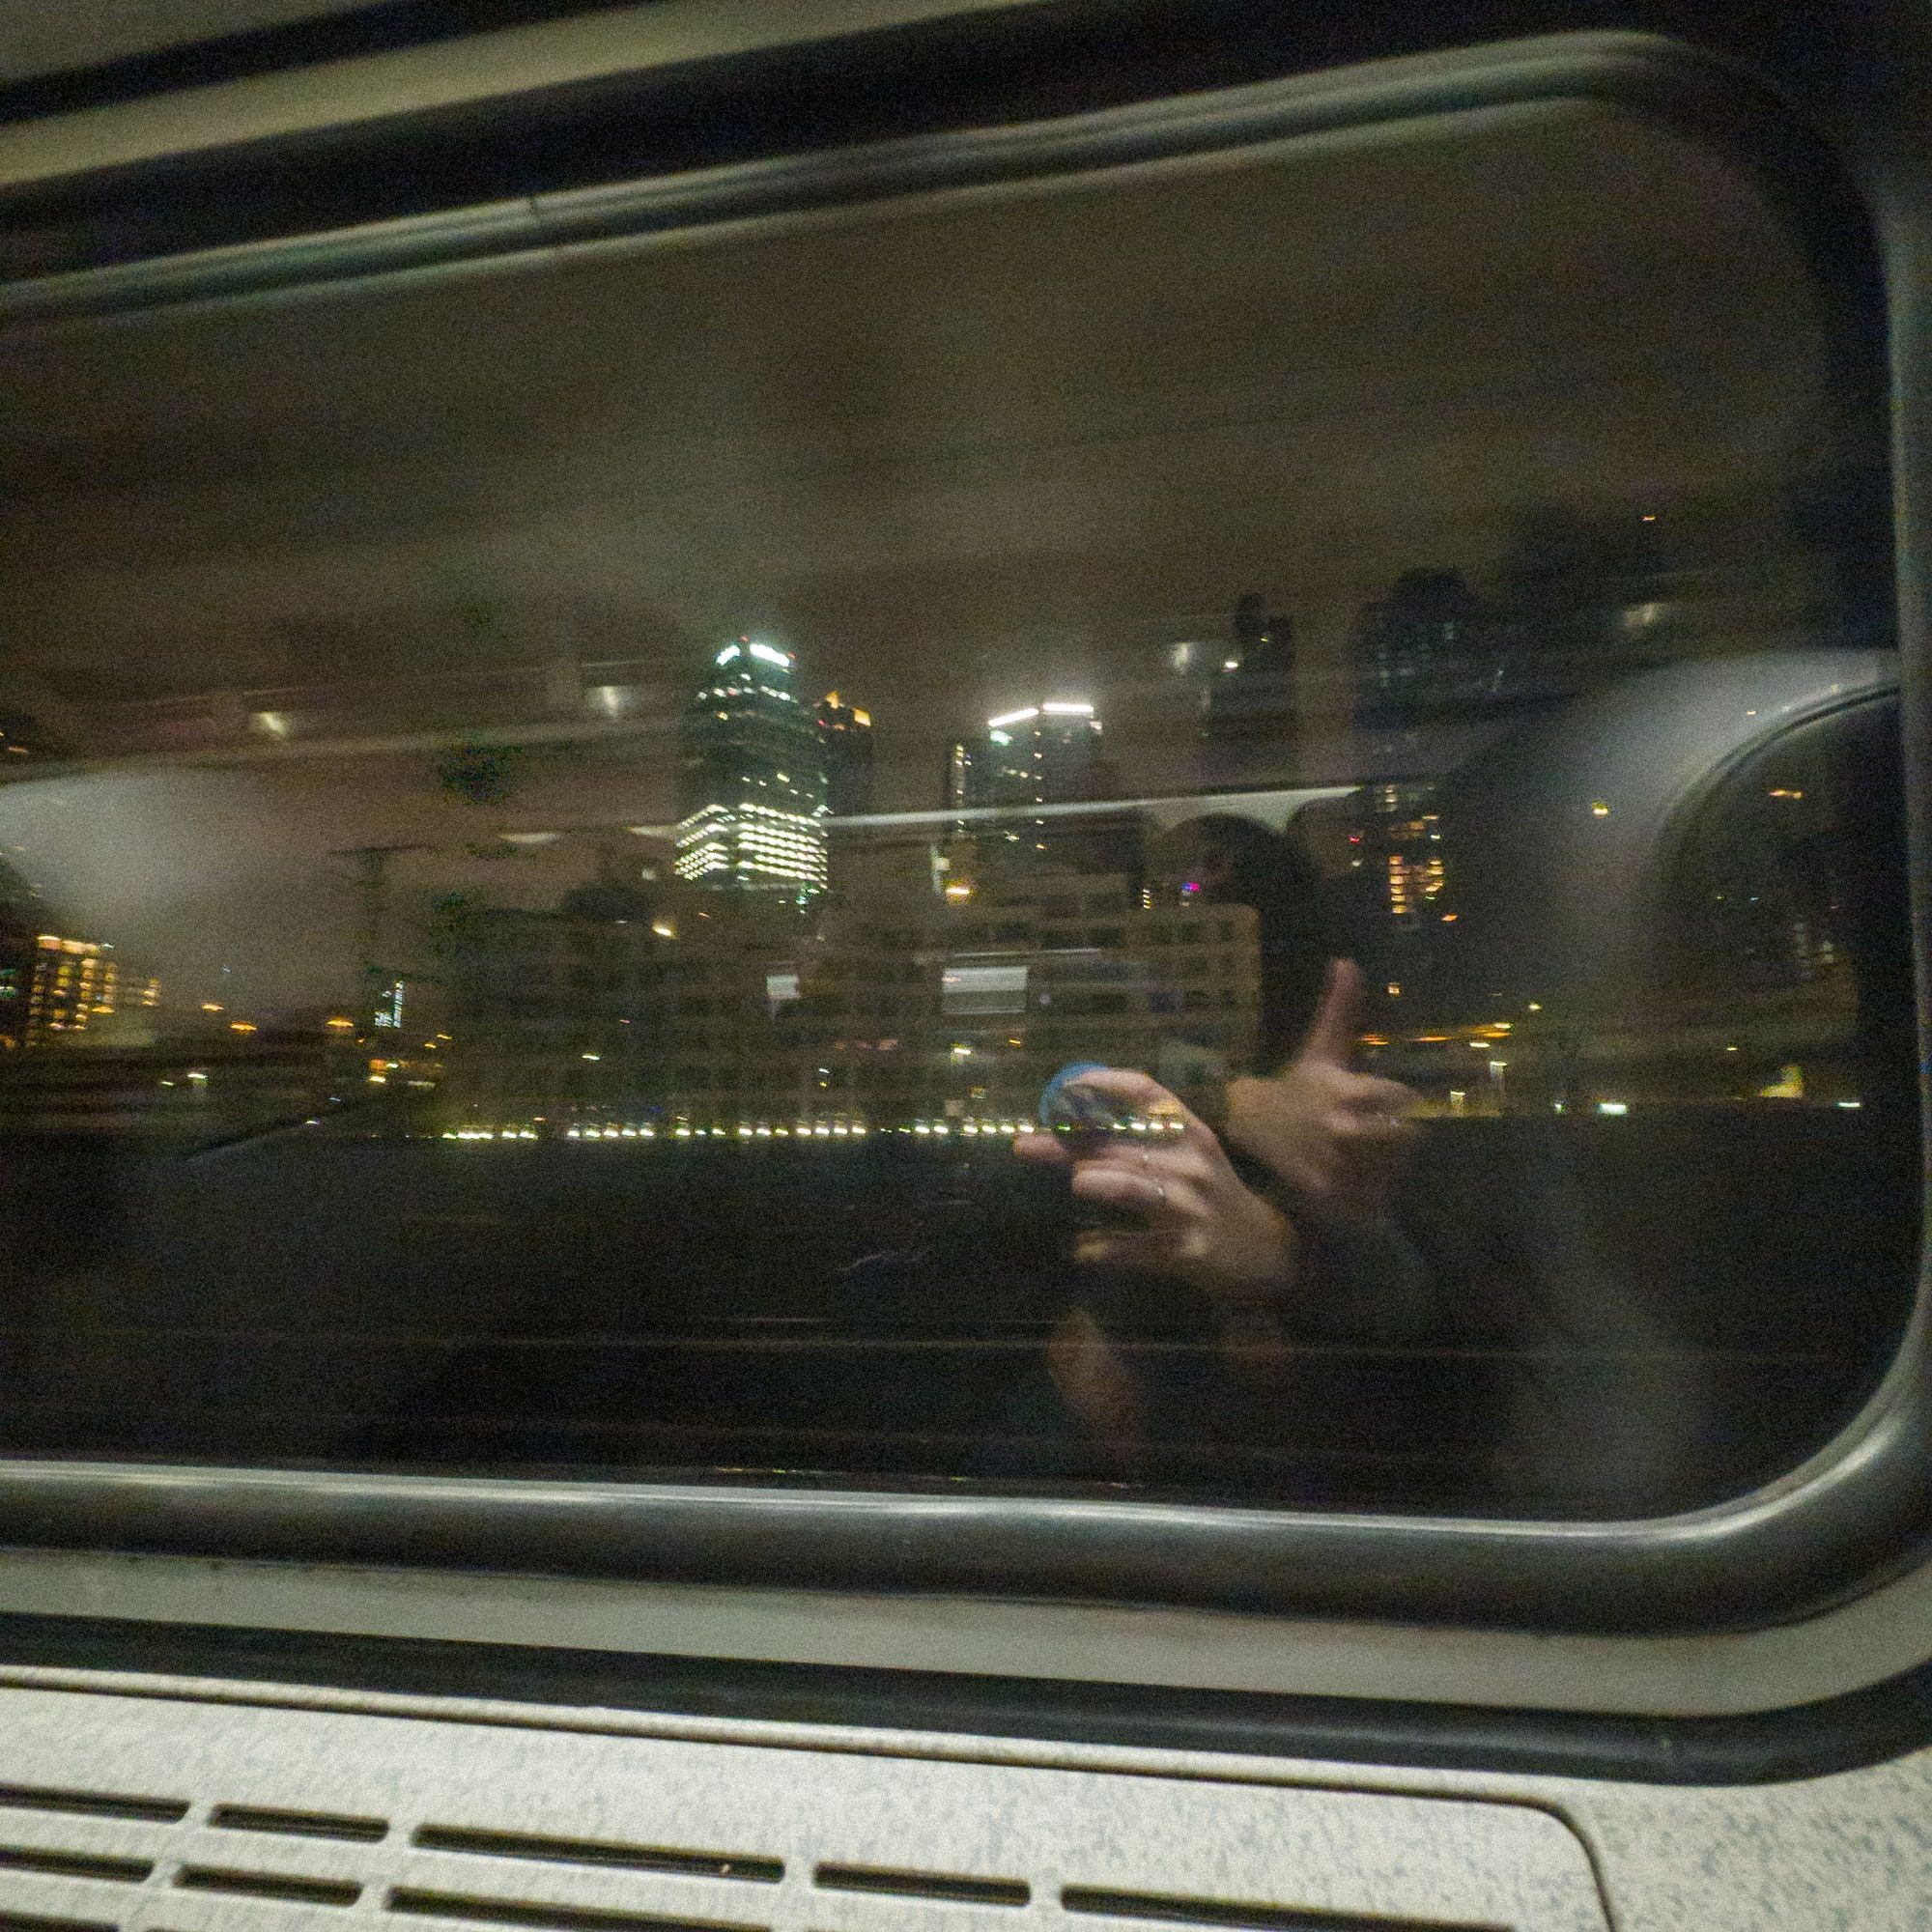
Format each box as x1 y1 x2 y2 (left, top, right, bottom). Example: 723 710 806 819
0 69 1912 1567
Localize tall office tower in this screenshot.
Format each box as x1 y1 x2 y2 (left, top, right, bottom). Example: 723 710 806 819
965 702 1102 810
675 638 829 899
1202 591 1297 754
948 700 1132 875
1351 567 1498 728
1313 779 1459 1019
943 737 975 828
815 691 875 817
1366 781 1448 927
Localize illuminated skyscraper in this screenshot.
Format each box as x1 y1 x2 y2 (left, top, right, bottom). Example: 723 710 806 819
944 700 1132 875
675 639 829 898
954 702 1102 813
816 691 875 816
24 931 120 1044
1369 781 1448 925
0 857 40 1048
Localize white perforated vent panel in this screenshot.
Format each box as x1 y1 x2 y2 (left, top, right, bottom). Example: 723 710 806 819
0 1682 1608 1930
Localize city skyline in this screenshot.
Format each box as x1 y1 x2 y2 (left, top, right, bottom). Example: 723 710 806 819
0 481 1868 1037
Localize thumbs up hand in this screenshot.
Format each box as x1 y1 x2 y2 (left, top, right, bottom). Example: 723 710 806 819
1224 958 1420 1230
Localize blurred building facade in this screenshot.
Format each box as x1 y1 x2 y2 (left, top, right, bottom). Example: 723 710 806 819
944 700 1137 876
1201 591 1297 759
439 851 1258 1133
816 691 876 817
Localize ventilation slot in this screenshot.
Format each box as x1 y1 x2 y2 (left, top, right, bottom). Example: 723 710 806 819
1061 1889 1502 1931
387 1889 764 1932
175 1865 362 1907
814 1861 1030 1907
0 1910 121 1932
0 1848 150 1887
414 1827 779 1884
210 1804 388 1843
0 1784 185 1825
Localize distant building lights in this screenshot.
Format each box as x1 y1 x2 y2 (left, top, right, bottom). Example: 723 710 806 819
1597 1100 1629 1115
748 641 791 669
1039 700 1094 717
715 644 743 666
581 1052 602 1062
987 707 1039 729
1590 801 1611 817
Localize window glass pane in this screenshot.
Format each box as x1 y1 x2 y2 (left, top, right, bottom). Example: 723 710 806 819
0 96 1912 1515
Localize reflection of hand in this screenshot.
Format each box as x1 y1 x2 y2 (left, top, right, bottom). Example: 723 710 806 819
1224 957 1419 1230
1014 1067 1297 1309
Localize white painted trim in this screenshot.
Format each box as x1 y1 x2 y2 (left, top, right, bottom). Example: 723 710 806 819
0 1539 1928 1718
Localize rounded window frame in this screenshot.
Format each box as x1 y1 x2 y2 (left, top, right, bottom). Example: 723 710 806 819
0 19 1922 1639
